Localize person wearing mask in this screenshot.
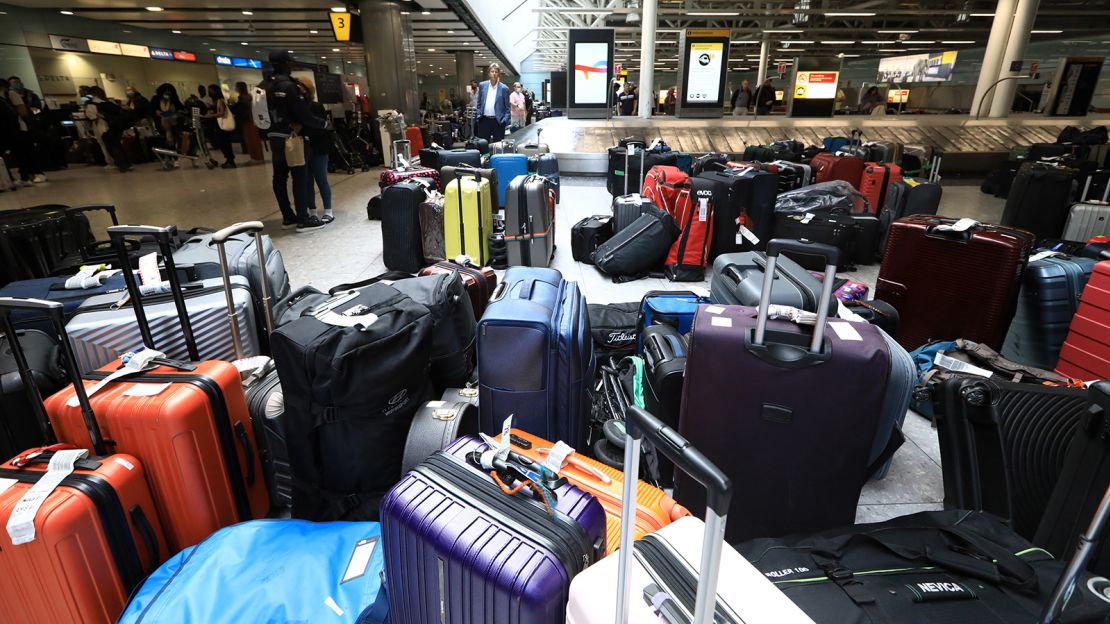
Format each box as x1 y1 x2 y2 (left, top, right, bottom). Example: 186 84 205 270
231 82 252 155
154 83 183 150
509 82 526 129
8 77 43 112
206 84 236 169
860 86 884 114
296 79 335 224
5 77 46 183
87 86 133 172
125 86 150 117
263 50 327 232
476 63 510 143
523 87 534 125
731 79 752 116
616 82 637 117
754 79 776 115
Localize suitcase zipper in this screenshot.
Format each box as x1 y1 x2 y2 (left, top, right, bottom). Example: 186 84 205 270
599 219 657 263
634 534 740 623
416 452 595 575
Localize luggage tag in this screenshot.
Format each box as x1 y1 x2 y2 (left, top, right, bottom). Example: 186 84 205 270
933 218 978 233
6 449 89 545
64 265 107 290
69 348 183 405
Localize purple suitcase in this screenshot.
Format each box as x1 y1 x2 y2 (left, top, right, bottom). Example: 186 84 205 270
381 435 606 624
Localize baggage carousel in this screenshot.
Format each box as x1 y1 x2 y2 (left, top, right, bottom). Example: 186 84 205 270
508 114 1110 175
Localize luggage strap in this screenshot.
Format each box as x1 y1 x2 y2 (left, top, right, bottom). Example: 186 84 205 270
947 339 1077 386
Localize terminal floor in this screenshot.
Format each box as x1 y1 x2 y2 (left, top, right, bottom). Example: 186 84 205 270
0 160 1009 524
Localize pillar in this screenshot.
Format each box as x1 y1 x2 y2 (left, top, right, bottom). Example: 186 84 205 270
637 0 658 117
757 33 771 84
990 0 1040 118
359 1 419 123
971 0 1017 117
455 51 474 102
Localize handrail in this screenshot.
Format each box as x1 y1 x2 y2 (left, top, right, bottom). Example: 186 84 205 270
975 75 1033 120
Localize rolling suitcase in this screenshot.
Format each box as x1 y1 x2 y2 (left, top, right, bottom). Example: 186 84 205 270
418 190 446 263
811 153 866 186
529 152 561 201
382 178 432 273
1001 253 1096 370
708 250 836 313
679 240 908 543
170 226 291 313
0 273 129 334
0 328 65 460
505 174 556 267
1057 260 1110 381
489 139 517 154
489 152 529 206
518 141 549 157
477 267 593 449
612 193 655 233
878 177 943 255
771 212 859 270
877 215 1036 351
440 164 499 212
418 257 497 318
443 171 494 265
417 147 480 173
641 323 687 485
1001 162 1075 241
607 145 679 196
858 162 904 213
664 177 715 282
571 215 613 264
641 165 691 217
566 405 815 624
699 167 779 257
403 125 423 154
1062 176 1110 241
44 225 270 552
465 137 489 154
381 435 606 624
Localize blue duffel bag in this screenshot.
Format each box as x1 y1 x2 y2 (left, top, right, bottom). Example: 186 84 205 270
119 520 388 624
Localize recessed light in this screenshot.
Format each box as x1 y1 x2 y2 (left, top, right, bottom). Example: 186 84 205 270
766 29 803 34
878 29 917 34
688 11 739 16
821 41 856 44
463 42 469 45
447 30 455 34
172 30 182 34
940 40 975 44
421 10 431 15
242 10 253 16
400 11 410 15
288 50 295 53
59 10 74 15
969 13 994 17
145 6 163 11
839 53 861 57
331 6 347 12
825 12 875 17
241 42 248 46
310 29 319 34
210 48 217 51
1032 30 1063 34
332 48 340 52
428 48 435 52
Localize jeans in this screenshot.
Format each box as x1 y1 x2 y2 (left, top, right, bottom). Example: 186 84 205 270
476 117 505 143
304 144 332 213
269 136 310 223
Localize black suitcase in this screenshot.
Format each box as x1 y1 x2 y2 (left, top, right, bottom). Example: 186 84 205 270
571 215 613 264
612 193 655 233
418 148 481 174
1001 162 1075 240
381 179 431 273
844 299 900 336
771 212 859 270
697 168 779 258
641 323 687 486
464 138 489 154
853 214 880 266
1001 254 1095 370
690 152 731 176
0 328 65 461
592 205 679 278
606 146 678 196
879 178 943 256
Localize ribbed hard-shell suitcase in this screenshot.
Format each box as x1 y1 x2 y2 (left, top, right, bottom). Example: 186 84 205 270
859 162 904 213
518 141 550 157
1001 162 1075 241
418 192 446 263
170 228 291 320
811 153 866 186
876 215 1036 351
443 172 494 265
381 178 431 273
611 193 654 233
1001 253 1096 370
1063 204 1110 241
1057 260 1110 381
505 174 556 267
381 435 606 624
708 251 835 312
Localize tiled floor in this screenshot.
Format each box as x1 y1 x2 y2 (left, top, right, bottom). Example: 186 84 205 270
0 159 1007 524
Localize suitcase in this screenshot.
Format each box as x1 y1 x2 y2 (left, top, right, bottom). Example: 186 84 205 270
443 171 494 265
743 144 777 162
593 206 680 278
708 250 836 313
641 165 690 219
403 125 423 154
690 152 731 177
698 167 779 257
770 160 813 191
771 212 859 270
489 139 517 154
0 273 129 335
1063 177 1110 240
440 164 499 212
811 153 866 186
382 178 432 273
504 174 556 267
607 145 679 196
489 152 529 206
381 435 606 624
858 162 904 213
529 152 561 202
665 177 715 282
418 147 481 173
641 323 687 484
878 177 943 256
465 137 489 154
418 191 446 263
0 328 65 460
637 290 712 351
1057 260 1110 381
867 140 903 164
477 267 593 448
678 240 909 542
566 405 814 624
611 193 655 233
418 257 497 318
571 215 612 264
399 400 480 474
877 215 1036 351
853 213 881 265
1001 162 1075 241
518 141 549 156
1001 253 1096 370
844 298 900 336
43 225 270 552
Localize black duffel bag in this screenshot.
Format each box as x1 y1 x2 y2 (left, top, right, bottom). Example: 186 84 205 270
591 204 679 280
587 301 640 358
736 509 1110 624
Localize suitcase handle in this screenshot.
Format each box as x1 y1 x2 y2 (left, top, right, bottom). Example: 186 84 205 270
754 239 839 355
616 405 730 624
66 204 121 226
210 221 275 343
0 297 107 455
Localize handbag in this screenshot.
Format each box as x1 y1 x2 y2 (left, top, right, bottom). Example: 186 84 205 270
285 131 305 167
217 102 236 132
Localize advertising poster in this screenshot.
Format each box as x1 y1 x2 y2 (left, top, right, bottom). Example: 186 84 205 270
877 50 958 82
572 42 609 105
685 42 724 102
793 71 839 99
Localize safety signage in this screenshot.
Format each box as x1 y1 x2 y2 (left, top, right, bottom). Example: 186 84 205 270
793 71 839 100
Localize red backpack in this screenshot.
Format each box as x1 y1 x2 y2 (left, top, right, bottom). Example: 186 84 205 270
642 165 690 218
665 177 716 282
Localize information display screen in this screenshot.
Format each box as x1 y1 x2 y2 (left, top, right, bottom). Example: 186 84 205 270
877 51 958 82
793 71 839 99
685 42 724 103
572 42 610 104
888 88 910 104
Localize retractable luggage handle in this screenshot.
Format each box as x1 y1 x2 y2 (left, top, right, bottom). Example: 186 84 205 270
623 141 647 196
392 139 411 169
616 405 731 624
754 239 839 353
107 225 200 362
210 221 275 360
0 297 107 455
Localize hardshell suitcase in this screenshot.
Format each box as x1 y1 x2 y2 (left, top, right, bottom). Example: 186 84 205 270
664 177 715 282
518 141 550 156
812 153 866 186
0 329 64 460
382 178 432 273
1057 260 1110 381
1001 162 1075 241
403 126 423 154
505 175 556 267
418 257 497 318
529 152 561 201
418 191 446 263
443 172 494 265
708 251 836 314
678 240 908 543
877 215 1036 351
381 435 606 624
698 167 779 257
859 162 904 213
1062 183 1110 241
571 215 612 264
440 164 499 212
489 153 529 206
1001 253 1096 370
612 193 655 233
477 267 594 449
641 324 687 484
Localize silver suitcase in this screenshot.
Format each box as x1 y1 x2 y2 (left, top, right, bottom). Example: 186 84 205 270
517 142 550 157
65 275 260 373
1063 178 1110 241
171 230 290 319
505 175 555 267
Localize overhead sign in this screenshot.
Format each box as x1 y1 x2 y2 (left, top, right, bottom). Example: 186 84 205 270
794 71 839 100
687 29 730 38
172 50 196 62
566 28 613 118
686 42 725 102
87 39 122 55
329 12 362 43
49 35 90 52
120 43 150 58
215 55 233 66
232 57 263 69
888 88 910 104
149 47 174 60
877 50 958 82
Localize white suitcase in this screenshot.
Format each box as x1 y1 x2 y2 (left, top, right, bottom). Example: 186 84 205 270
1063 176 1110 241
0 156 17 191
518 142 550 157
566 405 814 624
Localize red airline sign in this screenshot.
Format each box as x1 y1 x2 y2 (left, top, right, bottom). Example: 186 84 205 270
172 50 196 62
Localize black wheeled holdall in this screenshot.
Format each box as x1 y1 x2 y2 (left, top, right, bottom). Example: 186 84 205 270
771 212 859 270
381 178 433 274
417 147 481 174
592 204 679 280
571 215 613 264
1001 162 1076 241
389 272 477 393
504 174 556 267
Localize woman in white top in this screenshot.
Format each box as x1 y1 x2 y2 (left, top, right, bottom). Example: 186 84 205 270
509 82 526 130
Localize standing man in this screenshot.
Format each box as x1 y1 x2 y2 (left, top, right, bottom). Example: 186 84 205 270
616 82 637 116
754 78 776 115
476 63 510 143
731 79 752 116
5 77 46 183
263 50 327 232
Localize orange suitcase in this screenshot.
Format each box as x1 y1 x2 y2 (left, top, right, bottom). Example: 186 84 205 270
405 125 424 155
496 428 689 553
0 297 168 624
45 225 268 551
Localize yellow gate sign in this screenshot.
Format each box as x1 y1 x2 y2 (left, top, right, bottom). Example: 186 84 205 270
330 12 352 42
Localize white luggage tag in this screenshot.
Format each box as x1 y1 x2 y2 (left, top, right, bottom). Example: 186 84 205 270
497 415 513 462
70 348 167 404
933 218 978 233
933 352 993 378
766 304 816 325
64 265 106 290
1029 250 1067 263
6 449 89 545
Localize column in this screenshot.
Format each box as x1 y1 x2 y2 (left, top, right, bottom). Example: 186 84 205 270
637 0 658 117
970 0 1017 117
359 1 420 123
990 0 1041 118
455 51 474 101
757 33 770 84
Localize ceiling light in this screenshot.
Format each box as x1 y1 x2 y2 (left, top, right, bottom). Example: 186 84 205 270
969 13 994 17
310 29 319 34
766 29 803 34
288 50 294 53
688 11 739 16
241 42 248 46
1032 30 1063 34
145 6 163 11
210 48 217 51
730 40 759 45
825 12 875 17
878 29 917 34
788 40 815 44
839 54 861 57
331 6 347 12
59 10 73 15
877 49 903 53
463 42 469 45
941 40 975 44
321 56 327 59
776 48 803 52
421 10 431 15
905 40 936 44
332 48 340 52
400 11 409 15
242 10 253 15
859 40 894 44
821 40 856 44
172 30 181 34
447 30 455 34
428 48 435 51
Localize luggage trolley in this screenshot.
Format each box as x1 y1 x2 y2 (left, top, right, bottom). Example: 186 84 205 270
152 107 218 170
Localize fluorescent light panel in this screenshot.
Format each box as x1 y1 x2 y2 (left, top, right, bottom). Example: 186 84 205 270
878 29 917 33
825 12 875 17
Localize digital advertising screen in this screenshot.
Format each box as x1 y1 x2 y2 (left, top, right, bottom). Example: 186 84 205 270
685 42 724 103
572 42 610 105
877 51 958 83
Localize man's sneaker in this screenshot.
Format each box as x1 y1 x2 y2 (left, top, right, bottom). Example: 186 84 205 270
31 174 47 183
281 219 298 230
296 216 326 232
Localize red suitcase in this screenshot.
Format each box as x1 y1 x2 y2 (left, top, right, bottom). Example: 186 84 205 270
0 297 168 624
665 176 715 281
45 225 268 552
812 152 866 186
418 256 498 317
859 162 904 213
1057 260 1110 380
404 125 424 154
876 215 1035 351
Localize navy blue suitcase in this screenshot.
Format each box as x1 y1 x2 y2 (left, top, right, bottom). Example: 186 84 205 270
477 267 594 448
0 273 128 334
1001 253 1096 370
529 153 561 202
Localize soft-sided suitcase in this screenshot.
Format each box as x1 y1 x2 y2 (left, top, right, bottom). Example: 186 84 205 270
858 162 904 213
878 177 943 256
390 272 478 393
418 257 497 318
641 324 687 484
381 178 431 273
607 145 679 196
679 240 908 543
698 167 779 257
664 177 715 282
691 152 731 176
418 190 446 262
641 165 690 217
708 250 836 313
381 435 606 624
592 205 679 278
44 225 270 552
771 212 859 270
811 152 866 186
529 152 561 201
443 171 494 265
489 153 529 206
611 193 655 233
877 215 1036 351
505 174 556 267
1001 253 1096 370
566 405 815 624
0 328 64 460
0 298 168 624
440 164 499 212
0 273 129 335
477 267 594 449
1001 162 1075 241
571 215 612 264
418 147 480 174
1057 260 1110 381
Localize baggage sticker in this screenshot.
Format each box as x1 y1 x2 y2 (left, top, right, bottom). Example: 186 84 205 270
828 321 863 342
704 305 726 315
6 449 88 545
113 457 135 471
498 416 513 461
710 316 733 328
123 382 171 398
697 197 709 222
801 213 815 224
138 252 160 286
426 400 446 408
933 353 993 378
341 536 378 584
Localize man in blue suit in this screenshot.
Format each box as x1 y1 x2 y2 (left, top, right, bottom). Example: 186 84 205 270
476 63 511 143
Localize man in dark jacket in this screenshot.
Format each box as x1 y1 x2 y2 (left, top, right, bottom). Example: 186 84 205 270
754 79 776 115
264 50 326 232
